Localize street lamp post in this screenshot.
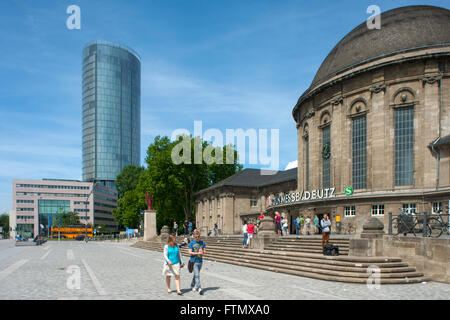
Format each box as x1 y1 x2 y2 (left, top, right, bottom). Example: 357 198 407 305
85 183 96 243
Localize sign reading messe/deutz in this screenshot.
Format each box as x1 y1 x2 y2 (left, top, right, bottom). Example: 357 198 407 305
269 188 336 207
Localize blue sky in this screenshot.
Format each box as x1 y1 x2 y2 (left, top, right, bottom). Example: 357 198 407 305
1 0 449 213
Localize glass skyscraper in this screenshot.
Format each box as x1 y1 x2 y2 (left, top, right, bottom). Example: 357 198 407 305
82 41 141 189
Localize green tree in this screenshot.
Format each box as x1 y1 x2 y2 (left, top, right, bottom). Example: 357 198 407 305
112 135 242 232
56 212 80 226
112 189 145 229
143 135 241 230
0 213 9 238
115 164 145 199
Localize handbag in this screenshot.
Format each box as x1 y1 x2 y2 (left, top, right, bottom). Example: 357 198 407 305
188 257 196 273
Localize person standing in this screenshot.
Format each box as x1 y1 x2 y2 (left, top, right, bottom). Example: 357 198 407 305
213 223 218 236
257 212 264 227
294 216 300 235
242 220 248 248
173 221 178 236
275 212 282 235
188 221 193 236
183 220 188 236
321 214 332 248
247 221 255 246
314 215 320 234
282 217 288 236
163 235 184 295
188 230 206 295
305 216 312 235
299 216 305 234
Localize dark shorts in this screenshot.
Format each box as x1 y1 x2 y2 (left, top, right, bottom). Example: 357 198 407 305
276 222 281 230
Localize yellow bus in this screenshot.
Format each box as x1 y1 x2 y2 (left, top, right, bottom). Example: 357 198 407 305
50 225 93 239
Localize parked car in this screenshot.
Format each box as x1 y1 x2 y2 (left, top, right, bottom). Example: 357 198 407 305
75 234 85 241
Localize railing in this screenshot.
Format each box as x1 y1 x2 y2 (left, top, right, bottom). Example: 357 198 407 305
388 211 450 237
90 232 144 241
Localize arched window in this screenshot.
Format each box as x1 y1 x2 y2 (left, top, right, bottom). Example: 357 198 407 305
322 125 331 188
352 115 367 189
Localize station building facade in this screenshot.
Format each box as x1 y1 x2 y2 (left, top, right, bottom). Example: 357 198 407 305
195 5 450 235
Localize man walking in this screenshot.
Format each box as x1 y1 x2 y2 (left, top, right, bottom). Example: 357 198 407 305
321 214 332 248
188 230 206 295
183 220 188 236
188 221 193 236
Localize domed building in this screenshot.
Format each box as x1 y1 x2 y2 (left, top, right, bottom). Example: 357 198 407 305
279 5 450 233
195 5 450 235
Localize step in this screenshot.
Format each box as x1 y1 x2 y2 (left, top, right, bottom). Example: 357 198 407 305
132 242 426 284
134 242 393 266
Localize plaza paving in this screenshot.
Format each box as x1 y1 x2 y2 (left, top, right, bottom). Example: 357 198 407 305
0 239 449 300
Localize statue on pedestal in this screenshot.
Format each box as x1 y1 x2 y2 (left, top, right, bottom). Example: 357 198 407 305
145 191 153 211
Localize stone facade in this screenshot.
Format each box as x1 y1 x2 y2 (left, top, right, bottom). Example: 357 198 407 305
289 51 450 236
195 6 450 237
194 172 297 234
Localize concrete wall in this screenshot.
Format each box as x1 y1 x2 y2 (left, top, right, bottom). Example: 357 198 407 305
382 235 450 284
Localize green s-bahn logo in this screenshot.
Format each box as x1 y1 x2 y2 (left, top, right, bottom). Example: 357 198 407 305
344 186 353 195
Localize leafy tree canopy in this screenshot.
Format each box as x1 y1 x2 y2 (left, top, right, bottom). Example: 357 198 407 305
113 135 242 231
115 164 146 199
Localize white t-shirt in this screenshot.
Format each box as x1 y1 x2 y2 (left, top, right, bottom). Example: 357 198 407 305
243 224 248 234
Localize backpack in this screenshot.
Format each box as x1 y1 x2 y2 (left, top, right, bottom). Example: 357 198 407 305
323 244 339 256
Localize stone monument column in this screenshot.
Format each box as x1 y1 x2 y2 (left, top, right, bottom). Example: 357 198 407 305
250 215 276 250
144 210 157 241
144 191 157 241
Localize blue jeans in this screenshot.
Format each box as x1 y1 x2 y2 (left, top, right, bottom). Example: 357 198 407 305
190 261 203 290
295 224 299 235
243 233 248 245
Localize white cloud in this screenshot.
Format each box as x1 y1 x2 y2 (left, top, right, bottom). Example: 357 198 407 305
284 160 298 170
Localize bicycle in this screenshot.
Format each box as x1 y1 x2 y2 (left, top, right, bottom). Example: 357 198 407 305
391 210 432 237
427 210 450 238
345 224 356 234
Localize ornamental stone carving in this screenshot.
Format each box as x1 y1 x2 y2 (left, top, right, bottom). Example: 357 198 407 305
422 74 442 86
369 83 386 94
331 97 343 106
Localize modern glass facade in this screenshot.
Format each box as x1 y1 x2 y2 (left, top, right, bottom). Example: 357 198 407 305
82 41 141 188
38 199 70 226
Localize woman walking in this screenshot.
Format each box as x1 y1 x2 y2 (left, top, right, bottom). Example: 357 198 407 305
163 234 184 295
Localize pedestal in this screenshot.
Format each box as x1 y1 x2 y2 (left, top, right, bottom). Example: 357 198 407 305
349 217 385 256
250 215 276 250
144 210 157 241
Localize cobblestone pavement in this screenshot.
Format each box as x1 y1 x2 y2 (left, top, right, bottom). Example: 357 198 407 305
0 239 449 300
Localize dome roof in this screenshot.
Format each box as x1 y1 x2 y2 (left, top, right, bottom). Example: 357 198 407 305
310 5 450 89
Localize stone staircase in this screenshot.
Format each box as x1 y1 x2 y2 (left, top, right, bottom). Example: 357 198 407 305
267 237 350 255
132 236 429 284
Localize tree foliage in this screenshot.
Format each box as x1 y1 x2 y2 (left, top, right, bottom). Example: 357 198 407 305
115 164 145 199
0 214 9 237
112 135 242 231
